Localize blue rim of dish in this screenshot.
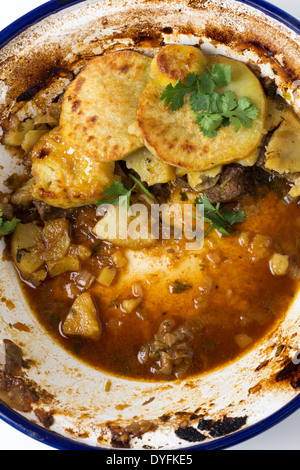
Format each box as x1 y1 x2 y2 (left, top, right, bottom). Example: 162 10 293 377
0 0 300 451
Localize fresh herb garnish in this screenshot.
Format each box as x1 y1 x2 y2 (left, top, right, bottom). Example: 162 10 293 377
91 242 103 255
0 210 20 237
170 280 193 294
16 247 30 263
97 176 155 210
194 194 245 237
128 174 156 201
97 180 133 209
160 64 259 138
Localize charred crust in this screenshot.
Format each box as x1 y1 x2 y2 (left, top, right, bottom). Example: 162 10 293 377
275 358 300 389
36 148 50 160
73 77 86 94
206 416 248 438
16 67 74 103
197 418 214 431
196 415 248 438
161 27 173 34
72 100 81 112
16 84 43 103
175 426 206 442
87 115 98 123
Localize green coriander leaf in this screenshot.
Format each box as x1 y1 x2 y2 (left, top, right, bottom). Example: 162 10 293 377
197 125 218 138
223 209 245 225
160 76 197 111
234 111 252 129
159 82 175 107
195 194 216 213
97 175 156 211
203 211 229 231
97 180 134 209
221 90 238 113
194 194 245 239
196 114 223 134
170 280 193 294
197 72 216 95
216 226 234 237
128 174 156 201
160 63 259 138
190 91 210 113
103 180 128 198
184 72 198 88
208 92 223 114
208 64 232 87
229 116 242 133
0 217 20 236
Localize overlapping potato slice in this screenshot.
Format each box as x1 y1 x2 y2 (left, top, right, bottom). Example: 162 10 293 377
11 223 47 285
150 44 208 87
265 96 289 132
138 47 266 172
264 110 300 174
125 147 176 186
60 50 151 162
93 203 156 249
31 127 114 209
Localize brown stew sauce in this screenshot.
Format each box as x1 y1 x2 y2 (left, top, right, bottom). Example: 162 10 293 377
20 185 300 381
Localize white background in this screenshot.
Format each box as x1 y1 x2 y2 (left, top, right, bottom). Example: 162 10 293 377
0 0 300 451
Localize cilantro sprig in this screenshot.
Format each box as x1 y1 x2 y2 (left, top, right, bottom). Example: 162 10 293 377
0 210 19 237
160 64 259 138
97 175 155 210
194 194 245 238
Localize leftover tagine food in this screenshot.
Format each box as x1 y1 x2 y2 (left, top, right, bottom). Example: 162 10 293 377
1 45 300 381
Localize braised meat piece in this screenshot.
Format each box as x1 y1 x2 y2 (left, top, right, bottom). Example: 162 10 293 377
204 165 247 204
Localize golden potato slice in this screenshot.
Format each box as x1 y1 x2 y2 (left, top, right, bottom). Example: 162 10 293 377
237 148 260 167
289 177 300 198
11 223 47 285
21 129 49 153
93 204 156 249
264 112 300 174
125 147 176 186
265 96 289 132
138 52 266 171
47 257 80 278
150 44 207 87
31 128 114 209
187 166 222 190
62 292 101 340
60 50 151 162
42 218 71 262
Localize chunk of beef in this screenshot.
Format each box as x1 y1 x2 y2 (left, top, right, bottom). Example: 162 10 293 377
150 183 171 203
204 165 247 204
33 200 79 221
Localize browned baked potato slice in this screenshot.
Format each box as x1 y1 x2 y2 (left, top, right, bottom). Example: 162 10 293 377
138 49 266 172
60 50 151 162
31 127 114 209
